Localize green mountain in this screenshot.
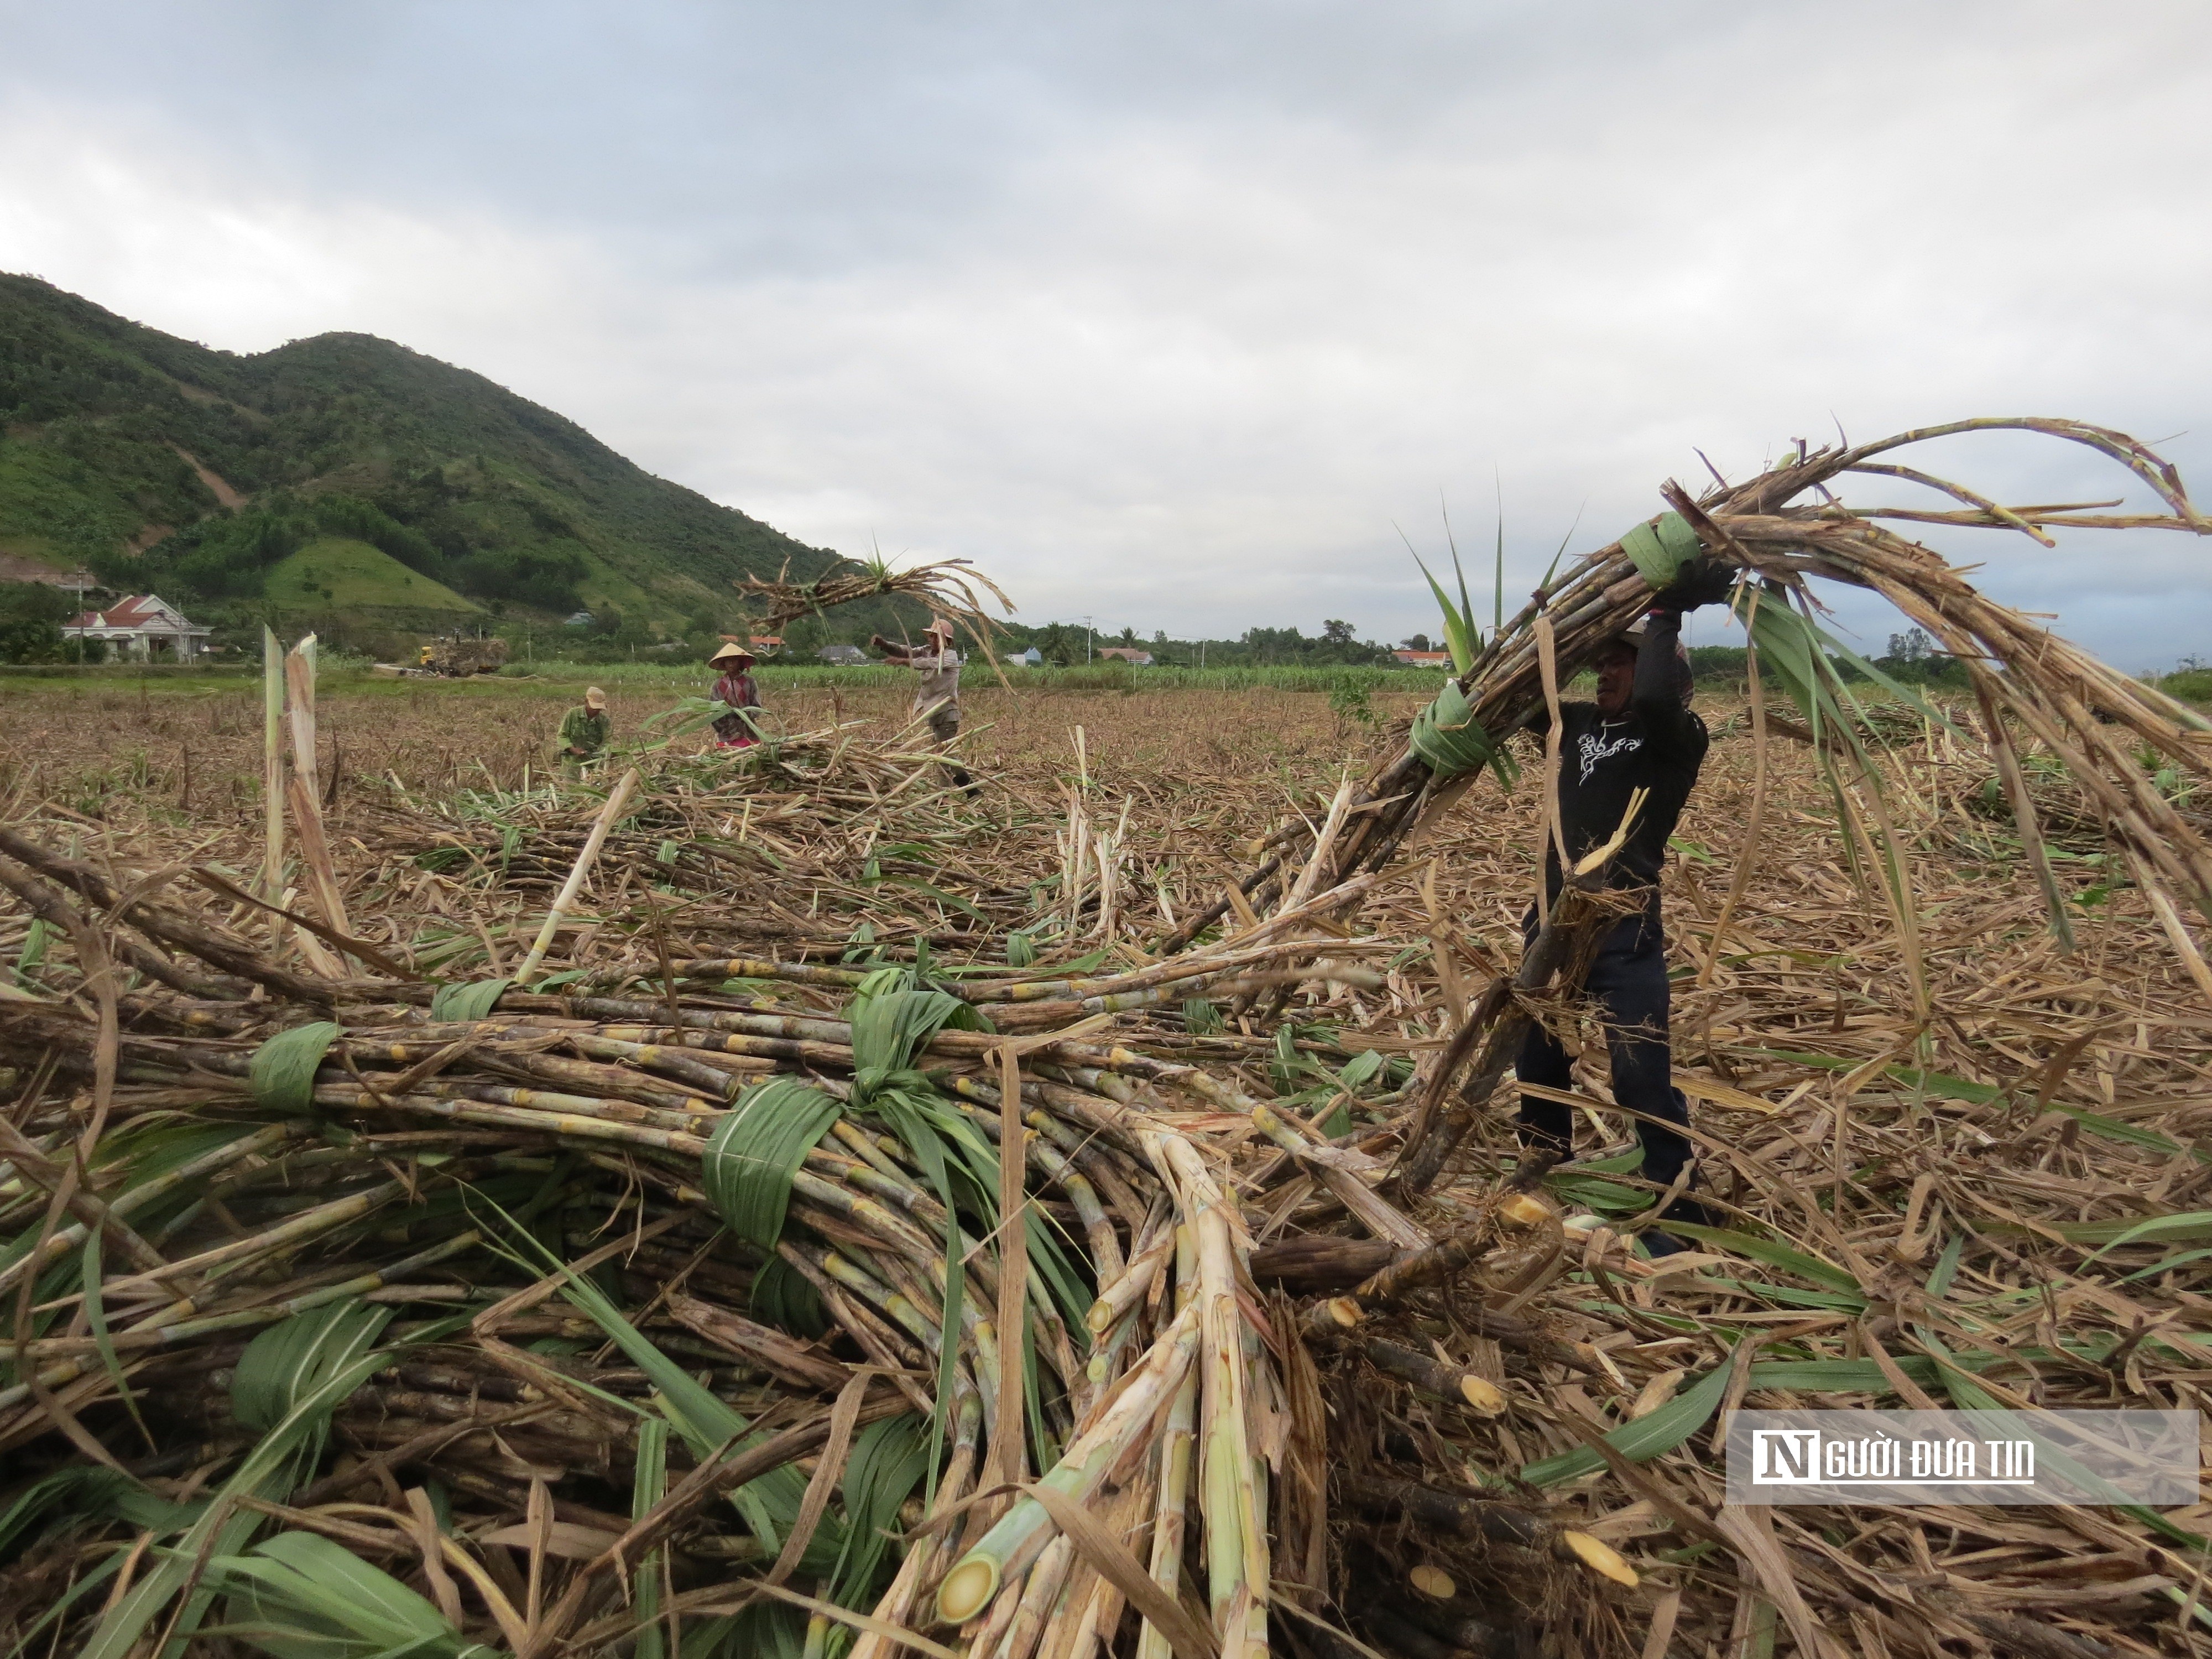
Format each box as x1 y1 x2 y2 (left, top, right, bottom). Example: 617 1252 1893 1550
0 273 896 654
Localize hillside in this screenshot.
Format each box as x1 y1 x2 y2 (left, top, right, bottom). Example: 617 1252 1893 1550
0 274 909 653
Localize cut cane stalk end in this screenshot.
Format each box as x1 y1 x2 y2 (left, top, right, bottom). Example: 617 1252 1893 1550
1560 1529 1639 1588
1496 1192 1557 1230
1325 1296 1361 1328
1457 1374 1507 1417
936 1557 1000 1626
1408 1564 1456 1599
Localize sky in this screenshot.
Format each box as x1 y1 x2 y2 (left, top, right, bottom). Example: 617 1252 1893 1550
4 0 2211 667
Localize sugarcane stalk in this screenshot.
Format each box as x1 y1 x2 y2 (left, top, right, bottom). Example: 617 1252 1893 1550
1134 1226 1198 1659
259 624 286 907
933 1295 1201 1626
1139 1132 1266 1659
991 1532 1075 1659
1087 1223 1173 1336
515 768 641 987
1359 1338 1505 1417
1245 1099 1427 1250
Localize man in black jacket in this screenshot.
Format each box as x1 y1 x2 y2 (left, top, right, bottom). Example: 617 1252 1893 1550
1517 562 1733 1254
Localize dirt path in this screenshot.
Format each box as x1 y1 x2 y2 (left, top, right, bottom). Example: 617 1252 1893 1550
169 445 247 510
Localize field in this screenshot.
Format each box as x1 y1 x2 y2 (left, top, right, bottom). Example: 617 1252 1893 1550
7 418 2212 1659
3 650 2210 1659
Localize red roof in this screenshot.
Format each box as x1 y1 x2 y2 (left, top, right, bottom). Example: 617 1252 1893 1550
67 595 195 630
1394 649 1452 665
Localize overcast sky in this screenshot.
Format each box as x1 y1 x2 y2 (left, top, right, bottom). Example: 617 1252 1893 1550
5 1 2211 666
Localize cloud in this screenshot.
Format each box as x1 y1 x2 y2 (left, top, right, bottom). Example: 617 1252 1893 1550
4 0 2211 667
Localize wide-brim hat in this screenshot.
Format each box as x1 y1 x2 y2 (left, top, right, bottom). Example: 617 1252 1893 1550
708 643 756 666
585 685 608 708
922 617 957 640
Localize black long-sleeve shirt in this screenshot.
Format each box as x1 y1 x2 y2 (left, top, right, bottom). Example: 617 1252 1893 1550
1542 610 1709 901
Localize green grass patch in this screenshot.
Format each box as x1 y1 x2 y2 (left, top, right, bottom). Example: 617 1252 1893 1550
264 539 481 614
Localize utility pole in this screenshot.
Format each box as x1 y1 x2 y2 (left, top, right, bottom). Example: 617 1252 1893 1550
1084 615 1093 664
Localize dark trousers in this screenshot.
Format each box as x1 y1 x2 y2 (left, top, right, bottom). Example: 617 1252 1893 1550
1515 902 1696 1194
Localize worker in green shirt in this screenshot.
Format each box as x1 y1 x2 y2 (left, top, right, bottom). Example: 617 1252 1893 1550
556 685 611 778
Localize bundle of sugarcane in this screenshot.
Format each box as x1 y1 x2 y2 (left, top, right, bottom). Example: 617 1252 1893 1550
737 554 1016 647
1175 419 2212 953
0 817 1576 1659
1163 419 2212 1180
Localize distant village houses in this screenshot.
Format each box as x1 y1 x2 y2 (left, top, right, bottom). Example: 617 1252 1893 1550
1004 646 1042 666
62 595 210 662
1096 646 1153 666
1393 649 1452 667
816 644 870 665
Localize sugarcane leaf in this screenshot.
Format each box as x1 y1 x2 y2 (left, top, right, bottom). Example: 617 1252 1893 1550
1746 1357 1942 1392
1927 1232 1965 1297
249 1022 343 1114
1619 515 1695 587
1653 509 1702 570
197 1530 493 1659
829 1412 931 1608
430 979 512 1024
701 1078 845 1252
80 1228 155 1453
1337 1048 1384 1091
751 1254 830 1338
1915 1331 2209 1551
2071 1211 2212 1255
0 1467 195 1559
79 1303 400 1659
630 1419 671 1659
231 1301 397 1506
1521 1360 1733 1486
2120 1246 2212 1284
1659 1223 1862 1293
476 1203 825 1567
1408 550 1475 675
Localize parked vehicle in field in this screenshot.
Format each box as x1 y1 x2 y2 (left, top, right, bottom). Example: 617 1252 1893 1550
417 634 510 676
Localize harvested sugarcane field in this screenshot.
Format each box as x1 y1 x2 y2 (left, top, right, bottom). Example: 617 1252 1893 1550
4 425 2212 1659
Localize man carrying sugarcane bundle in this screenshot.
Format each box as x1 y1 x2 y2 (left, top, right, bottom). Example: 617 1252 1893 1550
870 616 978 795
1516 557 1735 1255
555 685 611 779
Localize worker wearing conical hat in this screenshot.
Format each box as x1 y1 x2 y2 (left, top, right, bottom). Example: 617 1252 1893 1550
708 642 764 749
871 617 977 795
556 685 611 779
1513 555 1735 1256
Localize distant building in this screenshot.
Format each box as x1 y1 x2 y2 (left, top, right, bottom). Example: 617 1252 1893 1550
817 644 870 665
1394 649 1452 667
564 611 595 627
62 595 210 662
747 635 785 655
1097 647 1154 666
1005 647 1042 666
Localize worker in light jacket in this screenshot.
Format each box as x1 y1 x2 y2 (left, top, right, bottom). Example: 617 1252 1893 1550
871 617 977 795
1515 558 1735 1255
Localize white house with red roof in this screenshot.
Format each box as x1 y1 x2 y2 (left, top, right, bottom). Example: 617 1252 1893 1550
61 595 212 662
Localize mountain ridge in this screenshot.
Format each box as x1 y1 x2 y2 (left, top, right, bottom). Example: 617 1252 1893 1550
0 274 896 652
